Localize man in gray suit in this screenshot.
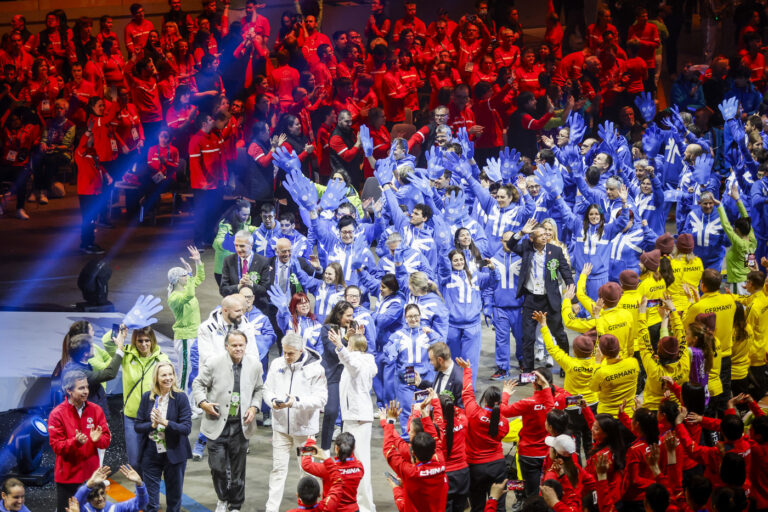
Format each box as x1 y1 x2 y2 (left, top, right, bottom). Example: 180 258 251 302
193 330 264 512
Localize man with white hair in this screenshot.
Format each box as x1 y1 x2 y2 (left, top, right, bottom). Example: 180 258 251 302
219 229 272 313
264 333 327 512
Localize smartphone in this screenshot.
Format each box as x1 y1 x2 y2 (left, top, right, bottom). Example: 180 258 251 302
111 323 120 336
565 395 583 406
384 471 402 487
273 399 285 406
414 389 430 402
646 299 660 308
404 366 416 386
507 480 525 491
212 405 220 414
518 372 536 384
296 445 315 456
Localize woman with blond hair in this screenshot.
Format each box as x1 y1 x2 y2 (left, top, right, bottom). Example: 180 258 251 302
134 362 192 512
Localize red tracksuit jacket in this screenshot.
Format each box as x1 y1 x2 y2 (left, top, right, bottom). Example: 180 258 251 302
286 458 343 512
462 367 510 464
301 453 363 512
431 397 469 472
48 399 111 484
500 387 554 457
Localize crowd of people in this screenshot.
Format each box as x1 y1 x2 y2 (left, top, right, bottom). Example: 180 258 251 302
2 0 768 511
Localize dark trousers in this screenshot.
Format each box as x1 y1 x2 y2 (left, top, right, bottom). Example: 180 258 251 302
193 188 223 246
518 455 544 497
79 194 100 248
0 164 31 210
36 152 69 190
321 380 340 450
567 404 595 465
748 365 768 401
468 458 507 512
142 449 186 512
208 419 249 509
720 356 732 399
446 466 470 512
521 294 568 371
56 482 81 512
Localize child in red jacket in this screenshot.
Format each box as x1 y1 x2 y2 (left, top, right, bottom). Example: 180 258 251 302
285 457 344 512
300 434 363 512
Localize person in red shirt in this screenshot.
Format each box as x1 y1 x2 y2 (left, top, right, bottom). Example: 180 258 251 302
500 370 555 498
299 15 332 62
493 28 520 70
381 55 412 126
21 58 59 121
48 370 111 511
426 20 457 66
472 81 513 166
286 457 344 512
457 359 509 512
246 120 278 202
189 112 224 248
9 15 37 55
739 32 766 90
393 1 427 43
241 0 270 39
96 15 118 50
428 61 462 111
380 401 448 512
586 9 618 53
0 31 34 83
515 48 545 97
581 405 626 510
626 8 660 93
431 390 469 512
270 50 301 111
65 62 98 126
130 128 181 219
622 40 648 101
125 56 164 152
742 396 768 511
300 434 362 512
365 0 391 42
124 3 155 56
111 85 145 161
328 110 363 187
621 407 661 506
314 106 336 182
0 108 40 220
38 12 69 77
453 19 492 84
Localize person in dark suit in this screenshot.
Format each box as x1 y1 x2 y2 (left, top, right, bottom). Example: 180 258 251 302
220 230 272 313
134 362 192 512
422 342 464 407
507 218 574 372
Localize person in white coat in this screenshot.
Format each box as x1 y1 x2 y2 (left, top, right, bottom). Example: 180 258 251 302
329 331 378 512
263 333 328 512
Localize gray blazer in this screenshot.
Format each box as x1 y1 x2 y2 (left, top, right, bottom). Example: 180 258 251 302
192 352 264 440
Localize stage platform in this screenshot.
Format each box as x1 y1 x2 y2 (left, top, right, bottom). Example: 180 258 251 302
0 312 175 413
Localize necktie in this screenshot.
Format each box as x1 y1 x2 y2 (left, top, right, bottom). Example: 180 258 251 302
435 372 444 393
279 264 288 290
241 258 248 277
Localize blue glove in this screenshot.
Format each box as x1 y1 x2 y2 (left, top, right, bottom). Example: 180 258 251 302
123 295 162 329
360 124 374 158
457 127 474 161
409 173 431 195
567 112 586 144
222 232 236 252
724 142 745 173
443 190 465 223
561 144 583 174
392 247 404 263
484 157 502 183
661 105 686 133
284 169 318 211
597 120 617 150
267 284 290 311
443 151 469 180
319 178 346 211
634 92 656 123
642 124 663 158
692 153 714 185
374 158 395 186
273 146 301 173
483 305 494 325
535 162 564 197
499 147 522 184
351 258 364 271
426 147 444 179
718 97 739 122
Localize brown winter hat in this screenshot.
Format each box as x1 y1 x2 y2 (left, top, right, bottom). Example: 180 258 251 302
598 282 623 308
658 336 680 360
619 270 640 290
676 233 695 254
696 312 716 333
640 249 661 272
655 233 675 256
573 335 595 357
598 334 620 358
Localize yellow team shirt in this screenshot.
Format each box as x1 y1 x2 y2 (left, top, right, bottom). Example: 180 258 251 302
561 300 635 360
541 324 599 403
683 292 736 357
730 325 752 381
589 356 640 417
637 313 690 410
667 255 704 314
574 273 638 356
747 291 768 366
638 272 667 325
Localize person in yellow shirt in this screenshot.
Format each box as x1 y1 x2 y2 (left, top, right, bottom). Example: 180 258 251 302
638 249 667 347
730 302 752 398
736 270 766 309
636 295 690 410
682 269 736 401
589 334 640 417
665 234 704 316
534 310 599 458
747 281 768 400
562 274 634 358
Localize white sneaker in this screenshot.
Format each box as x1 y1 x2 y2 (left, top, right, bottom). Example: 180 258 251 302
15 208 29 220
39 191 48 204
27 191 37 203
215 500 228 512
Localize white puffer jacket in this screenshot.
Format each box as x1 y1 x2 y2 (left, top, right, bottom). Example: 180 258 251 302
197 308 259 366
264 348 327 436
337 346 377 422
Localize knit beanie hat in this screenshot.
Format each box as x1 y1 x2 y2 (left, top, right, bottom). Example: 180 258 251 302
598 334 620 358
573 335 595 357
640 249 661 272
598 282 623 308
655 233 675 256
676 233 694 254
619 270 640 290
658 336 680 361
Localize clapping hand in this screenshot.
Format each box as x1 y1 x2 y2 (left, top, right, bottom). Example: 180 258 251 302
89 425 104 443
75 430 88 445
328 328 343 349
359 124 374 158
634 92 656 123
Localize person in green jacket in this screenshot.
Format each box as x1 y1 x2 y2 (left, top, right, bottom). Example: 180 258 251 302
103 325 170 473
716 184 758 293
167 245 204 408
212 199 255 285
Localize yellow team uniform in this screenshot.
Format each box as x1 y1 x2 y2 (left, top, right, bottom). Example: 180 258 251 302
747 292 768 367
589 356 640 417
574 274 638 357
638 272 667 326
667 255 704 314
730 325 753 381
682 292 736 358
637 313 690 410
541 324 599 404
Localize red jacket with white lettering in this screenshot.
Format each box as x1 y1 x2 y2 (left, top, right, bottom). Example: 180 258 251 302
188 130 223 190
382 421 448 512
48 399 111 484
501 387 555 457
462 367 510 464
286 458 344 512
301 445 363 512
431 397 469 472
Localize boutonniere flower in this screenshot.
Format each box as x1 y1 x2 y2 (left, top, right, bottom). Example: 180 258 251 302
546 259 559 280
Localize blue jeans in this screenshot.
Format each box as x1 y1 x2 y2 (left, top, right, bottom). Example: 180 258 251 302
124 416 143 472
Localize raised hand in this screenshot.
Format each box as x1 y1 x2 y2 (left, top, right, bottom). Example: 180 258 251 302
661 105 686 133
319 177 347 211
634 91 656 123
457 127 474 161
187 245 201 264
598 120 617 149
89 425 103 443
443 151 470 180
119 464 143 485
535 162 564 197
455 357 471 369
374 157 395 186
87 465 111 488
531 311 547 325
484 157 502 183
521 217 537 234
718 97 739 121
443 190 466 223
582 262 594 276
567 112 586 144
425 146 444 179
563 283 576 301
359 124 374 158
642 123 663 158
273 146 301 173
499 147 522 183
267 284 290 311
410 172 432 195
290 170 319 211
66 496 80 512
124 295 163 329
692 153 714 184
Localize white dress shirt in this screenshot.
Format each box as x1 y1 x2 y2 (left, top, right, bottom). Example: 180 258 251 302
524 246 547 295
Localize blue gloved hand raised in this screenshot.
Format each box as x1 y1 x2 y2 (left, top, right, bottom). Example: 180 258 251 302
718 97 739 122
123 295 163 329
499 146 522 184
634 92 656 123
284 169 318 211
426 146 444 179
319 177 347 211
267 284 290 311
457 126 474 161
273 146 301 173
359 124 374 158
535 162 564 197
692 153 714 185
374 157 395 186
567 112 587 144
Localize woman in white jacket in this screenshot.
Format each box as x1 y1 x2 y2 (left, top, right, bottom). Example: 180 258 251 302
328 330 378 512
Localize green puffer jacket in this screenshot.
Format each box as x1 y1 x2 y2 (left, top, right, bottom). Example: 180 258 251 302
103 332 170 418
212 218 256 274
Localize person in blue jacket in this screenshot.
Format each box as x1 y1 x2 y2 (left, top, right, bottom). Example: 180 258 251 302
750 172 768 270
276 212 313 259
293 261 346 323
468 172 534 253
1 479 31 512
437 249 498 380
406 271 449 340
272 291 323 355
390 303 439 436
608 213 658 282
74 465 148 512
633 164 667 236
373 231 436 290
343 285 377 357
488 230 524 380
670 64 706 112
381 183 439 271
681 191 729 270
555 187 630 299
308 212 376 287
252 203 280 257
454 227 486 274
